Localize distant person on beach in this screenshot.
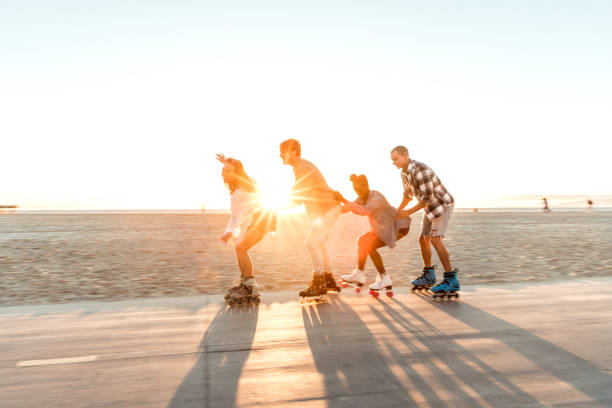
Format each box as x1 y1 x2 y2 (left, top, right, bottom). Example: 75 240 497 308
391 145 460 294
542 198 551 212
217 154 277 305
333 174 411 296
587 199 594 209
279 139 341 299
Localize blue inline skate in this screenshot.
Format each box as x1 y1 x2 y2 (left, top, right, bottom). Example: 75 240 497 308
411 265 437 292
431 269 460 300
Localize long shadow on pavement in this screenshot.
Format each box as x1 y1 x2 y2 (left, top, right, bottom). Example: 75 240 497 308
302 295 415 407
373 299 542 407
392 297 612 407
167 304 258 408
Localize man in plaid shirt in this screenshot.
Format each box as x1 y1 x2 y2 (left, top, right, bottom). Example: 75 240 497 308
392 145 460 295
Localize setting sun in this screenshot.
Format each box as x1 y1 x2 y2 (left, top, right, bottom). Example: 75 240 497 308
258 184 293 211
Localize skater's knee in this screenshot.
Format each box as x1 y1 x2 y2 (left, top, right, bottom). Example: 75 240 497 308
357 235 368 249
305 239 321 254
419 235 431 245
368 248 381 258
431 236 444 247
358 233 375 249
235 241 249 253
306 236 317 248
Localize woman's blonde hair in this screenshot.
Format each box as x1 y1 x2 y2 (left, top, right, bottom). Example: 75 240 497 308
224 158 258 194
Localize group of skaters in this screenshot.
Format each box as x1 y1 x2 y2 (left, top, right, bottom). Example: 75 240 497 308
218 139 460 305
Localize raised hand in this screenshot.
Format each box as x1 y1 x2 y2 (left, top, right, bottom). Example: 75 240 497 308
216 153 227 164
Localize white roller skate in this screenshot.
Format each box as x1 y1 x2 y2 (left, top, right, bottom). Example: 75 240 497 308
368 273 393 298
338 269 366 294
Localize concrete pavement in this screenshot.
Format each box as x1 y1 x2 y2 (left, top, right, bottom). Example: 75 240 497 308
1 278 612 407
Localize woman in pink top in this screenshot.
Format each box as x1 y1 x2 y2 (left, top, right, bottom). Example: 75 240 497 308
217 154 276 305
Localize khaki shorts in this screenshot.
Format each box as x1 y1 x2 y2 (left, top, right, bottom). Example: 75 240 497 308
420 204 453 237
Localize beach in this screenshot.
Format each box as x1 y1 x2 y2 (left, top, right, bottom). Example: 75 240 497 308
1 211 611 306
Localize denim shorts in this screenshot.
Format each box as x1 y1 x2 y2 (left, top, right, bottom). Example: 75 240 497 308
420 204 453 237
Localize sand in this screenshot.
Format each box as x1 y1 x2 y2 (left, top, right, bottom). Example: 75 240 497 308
1 211 611 306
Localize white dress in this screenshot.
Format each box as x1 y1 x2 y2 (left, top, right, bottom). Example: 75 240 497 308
224 188 262 237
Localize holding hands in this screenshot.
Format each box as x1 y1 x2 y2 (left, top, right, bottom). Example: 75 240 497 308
221 231 232 243
394 209 411 219
332 190 346 203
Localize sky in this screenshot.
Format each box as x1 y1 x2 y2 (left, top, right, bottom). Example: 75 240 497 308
2 0 611 210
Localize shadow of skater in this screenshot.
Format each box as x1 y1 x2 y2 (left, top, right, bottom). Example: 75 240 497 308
302 296 415 407
373 299 541 407
168 304 259 408
393 298 612 406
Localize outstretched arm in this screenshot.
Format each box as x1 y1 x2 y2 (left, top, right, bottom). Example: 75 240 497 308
395 200 426 219
397 196 412 210
332 191 369 216
332 191 352 213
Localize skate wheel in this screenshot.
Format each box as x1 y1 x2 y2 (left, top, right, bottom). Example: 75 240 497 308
386 291 394 298
253 297 260 304
369 290 379 298
355 287 361 294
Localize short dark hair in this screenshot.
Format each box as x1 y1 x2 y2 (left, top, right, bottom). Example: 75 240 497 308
391 145 408 155
280 139 301 156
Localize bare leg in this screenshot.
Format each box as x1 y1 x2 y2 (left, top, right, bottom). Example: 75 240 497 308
369 246 386 274
357 232 377 270
357 232 388 274
235 228 267 278
419 235 432 267
320 242 332 274
370 229 409 274
431 236 452 272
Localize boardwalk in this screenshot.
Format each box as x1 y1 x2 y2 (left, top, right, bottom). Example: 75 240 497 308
1 278 612 407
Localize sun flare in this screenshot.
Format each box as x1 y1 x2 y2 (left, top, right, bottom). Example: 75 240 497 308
258 187 293 211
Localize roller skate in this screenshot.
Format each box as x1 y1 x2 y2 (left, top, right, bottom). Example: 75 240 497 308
431 269 460 300
411 265 437 293
338 269 366 294
324 272 342 294
299 274 327 304
225 277 261 306
224 278 244 301
368 273 393 298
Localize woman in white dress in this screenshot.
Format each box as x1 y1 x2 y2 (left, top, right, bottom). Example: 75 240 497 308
217 154 276 304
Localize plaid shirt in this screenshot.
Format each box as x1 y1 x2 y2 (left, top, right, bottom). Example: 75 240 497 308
401 160 454 220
